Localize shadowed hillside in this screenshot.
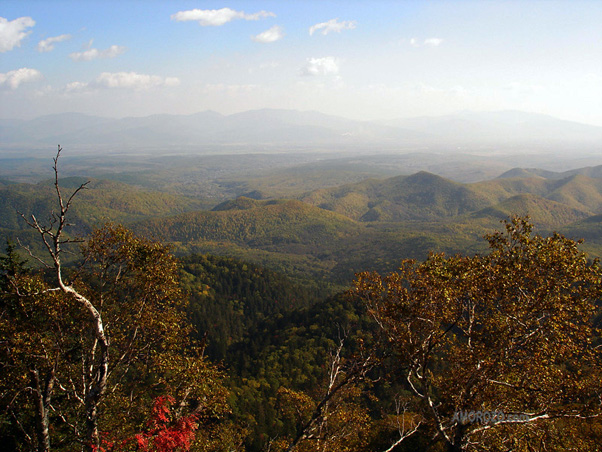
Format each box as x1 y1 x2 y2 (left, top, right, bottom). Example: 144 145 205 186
136 197 361 246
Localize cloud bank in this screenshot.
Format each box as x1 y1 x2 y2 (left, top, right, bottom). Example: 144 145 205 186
309 18 356 36
171 8 275 26
0 16 35 52
68 72 180 90
0 67 42 89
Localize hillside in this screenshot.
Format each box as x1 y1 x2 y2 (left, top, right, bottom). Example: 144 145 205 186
136 197 361 246
300 168 602 229
0 178 205 234
302 172 492 222
181 253 321 361
4 164 602 289
0 178 207 264
560 214 602 257
133 198 364 288
472 193 591 229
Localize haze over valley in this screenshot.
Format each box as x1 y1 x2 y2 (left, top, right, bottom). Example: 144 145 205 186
2 2 602 451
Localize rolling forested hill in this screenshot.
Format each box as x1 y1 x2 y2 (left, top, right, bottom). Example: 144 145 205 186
0 177 205 233
301 171 492 221
137 197 360 246
301 168 602 224
3 163 602 289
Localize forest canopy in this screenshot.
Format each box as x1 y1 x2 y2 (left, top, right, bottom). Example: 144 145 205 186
1 148 601 451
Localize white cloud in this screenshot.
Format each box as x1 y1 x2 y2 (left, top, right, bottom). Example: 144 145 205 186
0 67 42 89
38 34 71 52
309 18 356 36
69 45 126 61
301 57 340 76
0 16 35 52
424 37 443 47
92 72 180 90
407 37 444 47
252 25 283 43
171 8 275 26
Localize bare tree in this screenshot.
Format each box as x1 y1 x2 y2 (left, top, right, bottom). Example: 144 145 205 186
3 146 237 452
18 145 107 451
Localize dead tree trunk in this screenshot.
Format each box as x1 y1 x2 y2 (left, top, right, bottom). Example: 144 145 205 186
21 146 108 451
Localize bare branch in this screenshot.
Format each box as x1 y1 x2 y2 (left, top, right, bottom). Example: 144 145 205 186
284 339 375 452
15 237 51 269
382 397 422 452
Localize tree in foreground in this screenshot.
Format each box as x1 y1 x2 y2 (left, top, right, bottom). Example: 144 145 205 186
352 217 602 451
0 147 240 451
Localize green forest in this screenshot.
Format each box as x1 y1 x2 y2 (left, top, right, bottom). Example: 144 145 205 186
1 148 602 451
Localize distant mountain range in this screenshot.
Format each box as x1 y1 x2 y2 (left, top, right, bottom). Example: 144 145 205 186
1 109 601 150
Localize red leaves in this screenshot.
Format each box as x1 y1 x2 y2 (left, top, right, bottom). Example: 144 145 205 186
151 395 174 426
98 395 199 452
135 395 199 452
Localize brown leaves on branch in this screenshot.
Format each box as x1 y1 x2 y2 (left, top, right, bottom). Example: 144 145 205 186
352 216 602 451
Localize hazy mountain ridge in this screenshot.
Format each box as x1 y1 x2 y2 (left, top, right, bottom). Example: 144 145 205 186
381 110 602 145
2 109 601 149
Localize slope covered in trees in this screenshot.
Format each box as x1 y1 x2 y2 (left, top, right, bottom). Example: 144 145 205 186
301 172 492 222
2 149 602 451
0 177 205 235
136 197 360 247
301 169 602 226
6 164 602 290
181 253 321 360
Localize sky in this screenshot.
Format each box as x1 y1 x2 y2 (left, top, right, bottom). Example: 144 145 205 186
1 1 602 126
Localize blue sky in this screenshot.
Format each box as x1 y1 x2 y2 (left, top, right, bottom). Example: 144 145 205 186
1 1 601 125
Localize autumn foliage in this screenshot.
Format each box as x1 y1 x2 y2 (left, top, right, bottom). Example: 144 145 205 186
2 146 602 452
92 396 199 452
352 217 602 451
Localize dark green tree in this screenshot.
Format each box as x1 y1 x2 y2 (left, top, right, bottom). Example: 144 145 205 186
0 240 28 289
